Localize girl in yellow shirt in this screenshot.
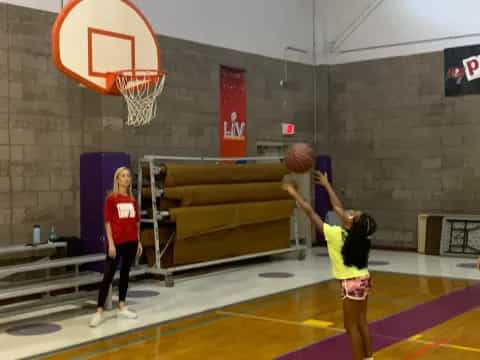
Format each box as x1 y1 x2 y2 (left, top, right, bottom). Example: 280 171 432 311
283 171 376 360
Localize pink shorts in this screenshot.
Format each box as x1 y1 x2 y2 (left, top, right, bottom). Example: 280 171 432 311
340 275 371 301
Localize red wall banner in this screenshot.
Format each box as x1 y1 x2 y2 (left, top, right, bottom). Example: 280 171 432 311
220 66 247 157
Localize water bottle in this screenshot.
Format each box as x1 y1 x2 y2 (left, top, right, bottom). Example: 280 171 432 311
49 225 56 243
32 225 41 245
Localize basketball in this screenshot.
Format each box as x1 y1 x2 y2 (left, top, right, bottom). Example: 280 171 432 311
285 143 315 173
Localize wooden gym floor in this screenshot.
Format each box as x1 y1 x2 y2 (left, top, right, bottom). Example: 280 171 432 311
40 272 480 360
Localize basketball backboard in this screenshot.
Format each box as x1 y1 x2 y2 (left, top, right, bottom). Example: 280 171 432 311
52 0 162 95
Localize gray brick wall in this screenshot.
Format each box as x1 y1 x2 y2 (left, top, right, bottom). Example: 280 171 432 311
0 4 319 245
93 36 317 160
328 52 480 249
316 65 329 153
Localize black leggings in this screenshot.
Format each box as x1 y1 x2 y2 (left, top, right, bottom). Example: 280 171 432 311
97 241 138 308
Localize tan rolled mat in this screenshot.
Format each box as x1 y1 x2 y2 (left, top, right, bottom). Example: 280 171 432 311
140 226 174 247
170 199 295 240
173 219 290 266
162 163 289 187
162 182 288 206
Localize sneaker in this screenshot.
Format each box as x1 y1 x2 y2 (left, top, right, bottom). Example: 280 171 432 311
117 307 137 319
89 312 103 327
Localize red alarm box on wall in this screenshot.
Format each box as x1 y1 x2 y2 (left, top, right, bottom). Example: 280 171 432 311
281 122 295 136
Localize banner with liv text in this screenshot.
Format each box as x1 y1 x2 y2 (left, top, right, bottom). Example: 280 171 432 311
445 44 480 96
220 66 247 157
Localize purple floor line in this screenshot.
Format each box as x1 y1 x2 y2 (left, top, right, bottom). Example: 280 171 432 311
277 283 480 360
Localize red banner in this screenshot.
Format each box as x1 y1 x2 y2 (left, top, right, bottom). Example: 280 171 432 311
220 67 246 157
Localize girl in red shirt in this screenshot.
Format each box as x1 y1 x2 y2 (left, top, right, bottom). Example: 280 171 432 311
90 166 143 327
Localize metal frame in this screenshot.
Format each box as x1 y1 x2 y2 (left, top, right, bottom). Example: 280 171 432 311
438 214 480 256
446 219 480 255
137 155 307 287
330 0 385 52
0 253 148 302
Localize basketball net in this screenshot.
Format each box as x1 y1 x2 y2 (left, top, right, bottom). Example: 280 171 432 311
115 70 166 127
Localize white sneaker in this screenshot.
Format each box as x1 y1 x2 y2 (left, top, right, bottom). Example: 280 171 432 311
117 307 137 319
89 312 103 327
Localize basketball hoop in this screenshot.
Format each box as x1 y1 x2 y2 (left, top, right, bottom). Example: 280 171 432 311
114 70 166 127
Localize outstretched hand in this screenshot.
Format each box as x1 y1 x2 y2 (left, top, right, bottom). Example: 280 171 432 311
282 176 324 231
314 171 329 187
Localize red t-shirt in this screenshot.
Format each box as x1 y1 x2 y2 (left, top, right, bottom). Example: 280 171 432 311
104 193 140 245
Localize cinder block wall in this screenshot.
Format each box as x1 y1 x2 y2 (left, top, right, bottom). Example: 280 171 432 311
6 3 465 250
327 53 479 249
0 4 321 245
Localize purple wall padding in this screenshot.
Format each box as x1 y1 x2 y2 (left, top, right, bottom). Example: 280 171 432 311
80 152 131 272
314 156 332 244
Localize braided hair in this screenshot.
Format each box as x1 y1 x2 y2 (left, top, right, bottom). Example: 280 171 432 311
341 213 377 269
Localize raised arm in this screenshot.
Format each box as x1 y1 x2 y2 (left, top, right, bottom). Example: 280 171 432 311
314 171 351 228
282 182 324 234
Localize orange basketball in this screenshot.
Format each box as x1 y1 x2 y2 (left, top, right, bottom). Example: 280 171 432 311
285 143 315 173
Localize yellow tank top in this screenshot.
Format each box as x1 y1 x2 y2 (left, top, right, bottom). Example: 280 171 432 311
323 223 369 280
